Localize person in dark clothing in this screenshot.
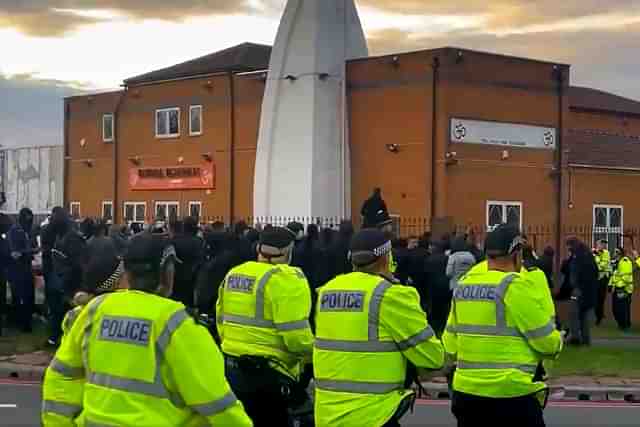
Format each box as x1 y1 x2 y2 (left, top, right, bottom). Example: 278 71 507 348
7 208 37 332
52 215 89 302
404 237 431 310
536 246 555 291
392 238 412 285
109 224 130 257
360 187 389 228
171 217 205 308
424 242 452 336
287 221 306 268
296 224 320 288
329 220 354 277
0 214 13 336
564 238 599 346
40 207 71 345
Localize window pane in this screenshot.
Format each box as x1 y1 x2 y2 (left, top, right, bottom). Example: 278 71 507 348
610 208 622 228
191 107 201 134
506 205 521 226
190 203 201 218
168 204 179 221
103 203 113 220
169 110 179 135
135 205 146 223
594 207 607 227
156 204 167 220
125 204 134 222
103 115 113 140
488 204 503 227
157 111 166 135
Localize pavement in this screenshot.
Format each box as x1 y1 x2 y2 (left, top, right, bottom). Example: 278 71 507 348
1 381 638 427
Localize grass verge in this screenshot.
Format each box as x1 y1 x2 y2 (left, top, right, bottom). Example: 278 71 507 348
552 345 640 378
0 321 50 356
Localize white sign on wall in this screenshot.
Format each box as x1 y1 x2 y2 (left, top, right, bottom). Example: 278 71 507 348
450 118 556 150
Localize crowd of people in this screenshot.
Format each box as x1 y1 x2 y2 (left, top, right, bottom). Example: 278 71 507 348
0 201 635 346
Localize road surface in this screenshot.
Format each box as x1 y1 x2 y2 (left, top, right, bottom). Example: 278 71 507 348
1 380 639 426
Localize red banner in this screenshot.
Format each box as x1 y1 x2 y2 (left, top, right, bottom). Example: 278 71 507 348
129 163 215 191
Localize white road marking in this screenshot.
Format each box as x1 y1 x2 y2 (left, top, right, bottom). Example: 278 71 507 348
0 404 18 408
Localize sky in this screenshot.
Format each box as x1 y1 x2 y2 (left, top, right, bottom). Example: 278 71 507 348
1 0 640 148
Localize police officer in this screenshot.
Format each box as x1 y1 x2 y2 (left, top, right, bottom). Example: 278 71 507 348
216 227 314 426
609 247 633 331
594 239 612 325
314 229 445 427
42 234 252 427
443 224 563 427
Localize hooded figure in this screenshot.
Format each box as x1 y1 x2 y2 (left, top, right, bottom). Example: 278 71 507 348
360 187 389 228
445 235 476 290
7 208 37 332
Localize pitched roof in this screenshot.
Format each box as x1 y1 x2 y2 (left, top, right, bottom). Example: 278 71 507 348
566 130 640 170
569 86 640 116
124 42 272 86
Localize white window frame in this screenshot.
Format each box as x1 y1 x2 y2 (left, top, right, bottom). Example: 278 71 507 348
155 107 180 139
102 113 114 142
123 202 147 224
101 201 114 221
188 201 203 218
486 201 523 231
70 202 81 218
189 105 203 136
155 201 180 220
593 204 624 250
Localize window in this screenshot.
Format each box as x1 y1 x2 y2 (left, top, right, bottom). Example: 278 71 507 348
189 105 203 136
155 202 180 221
155 108 180 138
70 202 81 218
124 202 147 223
593 205 623 252
189 201 202 219
102 114 114 142
486 201 522 231
102 201 113 222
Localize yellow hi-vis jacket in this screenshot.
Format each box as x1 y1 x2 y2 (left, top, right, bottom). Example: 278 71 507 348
314 272 445 427
595 249 612 280
216 261 314 379
443 269 563 399
61 306 83 338
42 290 252 427
610 257 634 295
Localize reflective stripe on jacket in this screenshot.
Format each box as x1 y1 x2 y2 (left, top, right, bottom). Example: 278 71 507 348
314 272 444 427
216 261 314 379
443 269 563 399
42 290 252 427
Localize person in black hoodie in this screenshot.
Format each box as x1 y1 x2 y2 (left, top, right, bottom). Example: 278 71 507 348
329 220 354 277
7 208 38 332
360 187 389 228
171 217 205 308
424 240 452 336
0 214 13 335
563 238 599 346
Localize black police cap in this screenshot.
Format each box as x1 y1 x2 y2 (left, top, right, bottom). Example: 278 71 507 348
485 224 523 257
350 229 392 267
260 227 295 249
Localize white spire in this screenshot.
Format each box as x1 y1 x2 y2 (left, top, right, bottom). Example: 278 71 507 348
253 0 368 220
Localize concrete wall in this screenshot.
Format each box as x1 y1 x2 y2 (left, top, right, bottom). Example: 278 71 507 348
1 145 63 214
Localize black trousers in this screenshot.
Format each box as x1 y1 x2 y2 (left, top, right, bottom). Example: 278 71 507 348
452 391 545 427
0 271 6 335
612 291 632 330
595 276 610 324
224 355 312 427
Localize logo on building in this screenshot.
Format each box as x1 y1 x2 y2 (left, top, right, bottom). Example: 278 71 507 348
543 131 554 146
453 123 467 140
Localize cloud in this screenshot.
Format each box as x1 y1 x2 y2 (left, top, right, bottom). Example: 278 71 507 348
0 0 253 37
367 21 640 100
361 0 640 28
0 73 90 148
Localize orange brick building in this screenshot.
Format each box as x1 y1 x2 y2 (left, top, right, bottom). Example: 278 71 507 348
65 43 640 252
